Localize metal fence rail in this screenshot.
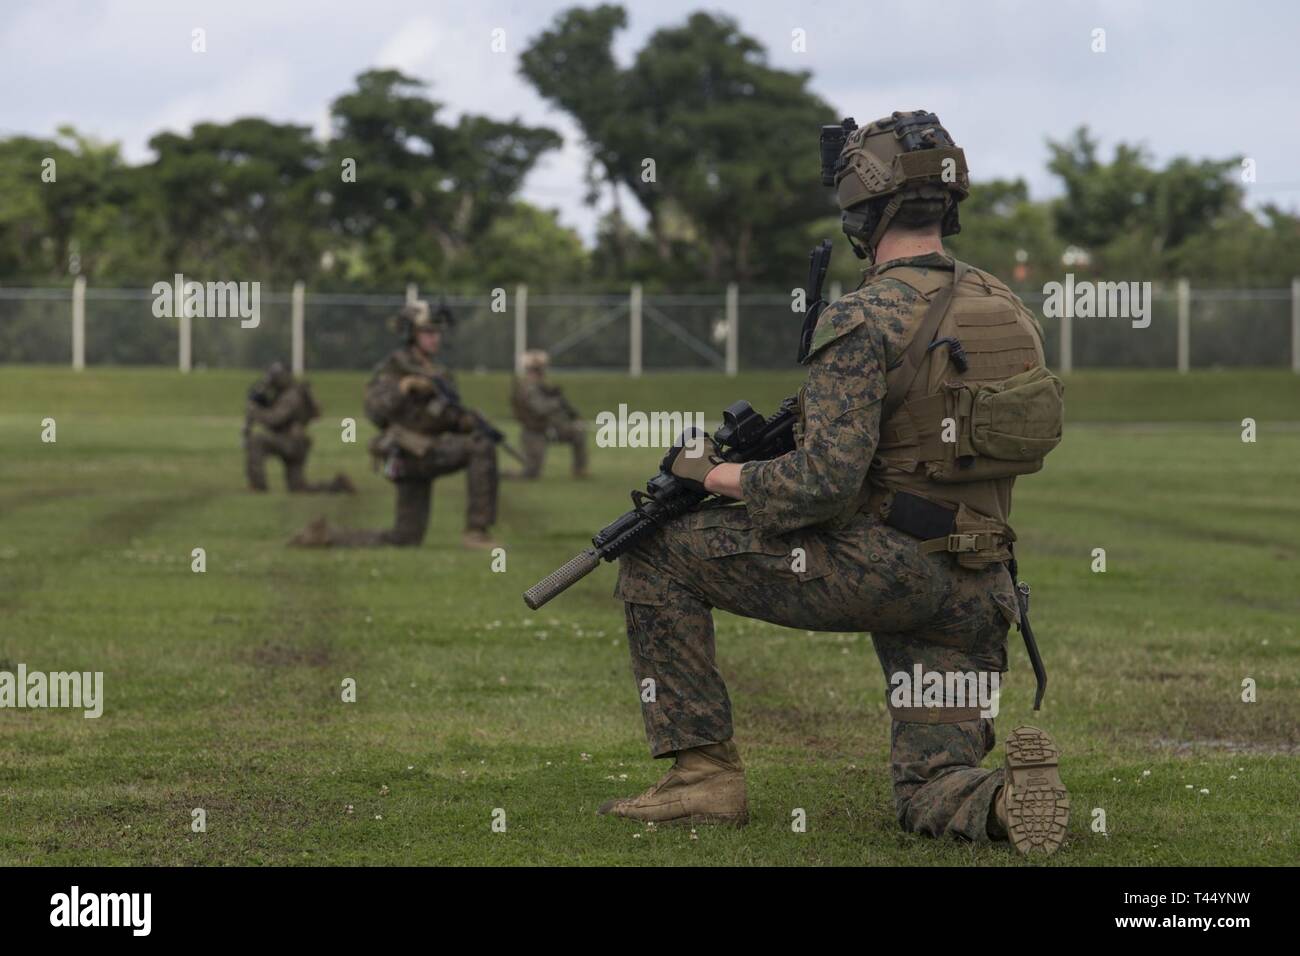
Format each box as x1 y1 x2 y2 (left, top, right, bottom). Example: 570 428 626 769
2 279 1298 374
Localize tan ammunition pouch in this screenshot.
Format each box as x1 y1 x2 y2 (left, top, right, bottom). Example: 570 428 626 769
875 260 1063 487
369 424 435 462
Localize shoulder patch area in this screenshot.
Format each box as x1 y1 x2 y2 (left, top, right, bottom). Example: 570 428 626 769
803 277 921 363
803 299 864 363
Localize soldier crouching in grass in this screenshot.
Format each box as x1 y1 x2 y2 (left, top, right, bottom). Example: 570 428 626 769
243 361 355 494
289 302 500 551
508 349 589 479
599 112 1070 855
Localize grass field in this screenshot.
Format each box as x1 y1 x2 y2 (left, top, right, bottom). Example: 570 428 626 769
0 366 1297 866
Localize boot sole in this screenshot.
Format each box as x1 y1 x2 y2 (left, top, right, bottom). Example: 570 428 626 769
597 802 749 828
1004 725 1070 856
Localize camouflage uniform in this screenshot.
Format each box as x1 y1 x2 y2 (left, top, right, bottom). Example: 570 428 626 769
510 376 588 478
616 253 1028 843
245 378 350 493
328 345 498 547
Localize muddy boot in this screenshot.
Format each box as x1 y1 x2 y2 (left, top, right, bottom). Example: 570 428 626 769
597 740 748 826
329 472 357 494
461 528 498 551
288 516 333 548
997 725 1070 856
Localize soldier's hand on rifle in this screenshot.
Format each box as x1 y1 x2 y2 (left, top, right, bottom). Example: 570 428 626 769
399 375 435 396
661 429 727 494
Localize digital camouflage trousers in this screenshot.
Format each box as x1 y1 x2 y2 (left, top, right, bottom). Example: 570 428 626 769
245 431 342 493
519 423 588 478
330 432 498 546
614 504 1021 842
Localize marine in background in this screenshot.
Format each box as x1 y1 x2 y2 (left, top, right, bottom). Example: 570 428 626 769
290 302 499 551
508 349 589 480
243 361 355 494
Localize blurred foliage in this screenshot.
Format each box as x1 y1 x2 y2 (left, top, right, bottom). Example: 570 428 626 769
2 8 1298 297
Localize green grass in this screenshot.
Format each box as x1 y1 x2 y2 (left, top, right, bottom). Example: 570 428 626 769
0 366 1296 865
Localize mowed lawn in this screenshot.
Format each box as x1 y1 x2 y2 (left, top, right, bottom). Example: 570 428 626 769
0 366 1296 866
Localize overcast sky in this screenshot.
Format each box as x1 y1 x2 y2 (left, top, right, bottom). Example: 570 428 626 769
4 0 1297 243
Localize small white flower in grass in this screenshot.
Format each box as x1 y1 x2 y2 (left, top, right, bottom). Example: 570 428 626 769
633 832 641 839
1142 770 1151 777
689 829 699 841
1112 777 1120 783
1199 789 1209 795
498 675 508 684
1229 775 1237 780
365 615 373 624
1237 767 1244 772
619 774 628 780
580 752 591 762
1185 784 1193 789
345 804 354 814
545 761 552 766
375 814 383 820
407 765 414 771
380 785 390 796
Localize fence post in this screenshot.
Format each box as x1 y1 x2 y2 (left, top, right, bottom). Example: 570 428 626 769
178 303 191 373
291 281 305 375
71 276 85 371
1059 302 1073 375
629 284 643 378
514 284 528 373
405 283 418 304
1292 277 1300 374
725 283 739 376
1176 278 1190 374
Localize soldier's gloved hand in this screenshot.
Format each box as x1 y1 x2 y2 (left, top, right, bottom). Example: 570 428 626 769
661 428 726 494
399 375 434 396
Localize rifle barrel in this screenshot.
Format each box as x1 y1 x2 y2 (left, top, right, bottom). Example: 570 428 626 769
523 547 602 609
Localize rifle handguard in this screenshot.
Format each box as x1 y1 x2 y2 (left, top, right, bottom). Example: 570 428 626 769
523 548 601 610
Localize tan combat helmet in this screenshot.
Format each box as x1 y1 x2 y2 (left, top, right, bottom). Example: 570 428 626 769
521 349 550 373
822 110 970 262
395 300 454 342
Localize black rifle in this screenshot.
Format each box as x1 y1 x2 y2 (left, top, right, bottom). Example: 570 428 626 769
430 377 525 465
523 398 798 610
242 379 275 450
523 241 838 610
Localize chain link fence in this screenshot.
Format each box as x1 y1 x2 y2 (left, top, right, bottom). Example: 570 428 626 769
1 282 1297 373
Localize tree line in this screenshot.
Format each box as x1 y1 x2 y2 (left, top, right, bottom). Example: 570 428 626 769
2 4 1297 294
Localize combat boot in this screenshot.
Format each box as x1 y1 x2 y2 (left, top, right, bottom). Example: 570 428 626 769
288 516 333 548
597 740 748 826
461 528 498 550
997 725 1070 856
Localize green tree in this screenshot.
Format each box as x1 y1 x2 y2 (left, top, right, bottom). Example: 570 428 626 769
321 69 561 288
522 5 836 286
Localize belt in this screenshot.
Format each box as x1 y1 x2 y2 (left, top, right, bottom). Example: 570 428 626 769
865 487 1008 555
